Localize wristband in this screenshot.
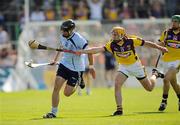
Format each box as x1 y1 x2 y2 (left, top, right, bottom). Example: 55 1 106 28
89 65 94 68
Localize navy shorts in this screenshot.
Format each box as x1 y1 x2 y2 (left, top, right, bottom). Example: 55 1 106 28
56 64 83 87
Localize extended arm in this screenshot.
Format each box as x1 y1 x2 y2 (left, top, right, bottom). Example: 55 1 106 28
157 41 165 46
78 46 105 54
144 41 168 53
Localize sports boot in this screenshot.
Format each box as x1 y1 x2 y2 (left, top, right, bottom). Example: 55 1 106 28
113 110 123 116
159 100 167 111
79 78 85 89
43 113 56 118
152 69 164 78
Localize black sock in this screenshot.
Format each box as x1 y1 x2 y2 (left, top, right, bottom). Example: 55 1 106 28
162 94 168 103
163 94 168 99
162 99 167 103
117 105 122 111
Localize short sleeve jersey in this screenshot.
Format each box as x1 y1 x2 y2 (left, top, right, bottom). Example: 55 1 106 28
104 37 144 65
159 29 180 62
60 32 88 71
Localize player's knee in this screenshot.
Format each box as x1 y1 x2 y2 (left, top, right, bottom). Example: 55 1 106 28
144 84 153 92
64 91 72 97
147 88 153 92
64 92 71 97
144 87 153 92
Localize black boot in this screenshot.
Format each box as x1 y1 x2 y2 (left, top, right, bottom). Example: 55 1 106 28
113 110 123 116
79 78 85 89
43 112 56 118
152 69 164 78
159 99 167 111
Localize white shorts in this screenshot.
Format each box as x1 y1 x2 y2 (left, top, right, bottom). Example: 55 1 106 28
117 61 146 80
163 60 180 72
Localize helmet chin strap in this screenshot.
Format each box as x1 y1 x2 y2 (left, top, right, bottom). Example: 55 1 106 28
63 34 69 38
119 36 123 40
113 38 123 43
63 30 73 38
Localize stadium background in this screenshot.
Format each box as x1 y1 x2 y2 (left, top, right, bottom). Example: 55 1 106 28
0 0 180 91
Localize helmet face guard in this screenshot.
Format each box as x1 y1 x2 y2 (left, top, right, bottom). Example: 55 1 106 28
60 19 75 37
61 27 70 32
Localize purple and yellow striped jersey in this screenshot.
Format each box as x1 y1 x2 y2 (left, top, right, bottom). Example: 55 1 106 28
159 29 180 61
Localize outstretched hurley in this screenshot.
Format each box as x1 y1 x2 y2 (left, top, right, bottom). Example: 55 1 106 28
28 40 77 54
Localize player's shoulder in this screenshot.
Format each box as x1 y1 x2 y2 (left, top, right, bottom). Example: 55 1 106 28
108 39 113 43
125 37 144 46
127 35 142 39
125 37 137 42
127 34 139 38
73 32 86 40
74 32 81 37
74 32 83 38
128 35 143 41
105 39 113 45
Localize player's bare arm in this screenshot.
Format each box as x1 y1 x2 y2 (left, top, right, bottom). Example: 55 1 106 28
77 46 105 54
87 53 96 79
144 41 168 53
50 47 61 65
157 41 165 46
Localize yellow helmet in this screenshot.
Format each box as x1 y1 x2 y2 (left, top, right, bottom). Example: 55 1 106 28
111 26 126 36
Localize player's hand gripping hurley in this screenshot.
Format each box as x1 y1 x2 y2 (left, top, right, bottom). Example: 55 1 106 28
28 40 78 54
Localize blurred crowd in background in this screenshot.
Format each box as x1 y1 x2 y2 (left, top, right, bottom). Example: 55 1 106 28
0 0 180 24
0 0 179 40
0 24 17 87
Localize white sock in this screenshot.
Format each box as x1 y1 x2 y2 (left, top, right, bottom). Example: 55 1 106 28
107 81 112 88
86 87 91 95
51 107 58 115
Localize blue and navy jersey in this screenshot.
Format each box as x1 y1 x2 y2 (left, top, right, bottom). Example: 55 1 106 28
60 32 88 71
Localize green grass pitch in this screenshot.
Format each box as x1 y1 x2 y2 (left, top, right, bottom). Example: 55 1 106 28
0 87 180 125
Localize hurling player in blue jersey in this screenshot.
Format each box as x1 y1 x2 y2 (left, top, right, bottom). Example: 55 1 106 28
43 19 95 118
